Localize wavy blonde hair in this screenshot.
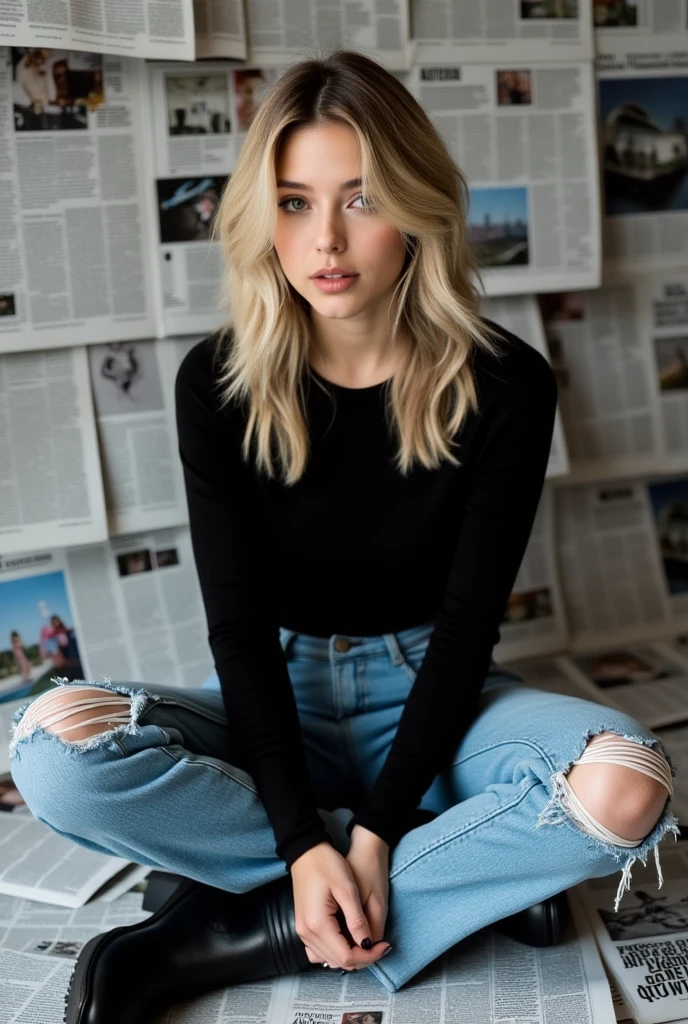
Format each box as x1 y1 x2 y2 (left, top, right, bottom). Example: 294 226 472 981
213 48 505 485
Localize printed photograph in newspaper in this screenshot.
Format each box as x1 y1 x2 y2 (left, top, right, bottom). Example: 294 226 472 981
593 0 638 26
231 67 279 132
341 1014 383 1023
11 48 104 132
503 586 554 624
0 293 15 317
521 1 579 19
165 73 231 135
573 647 674 688
496 69 533 106
655 336 688 393
0 571 84 703
468 187 530 267
156 176 227 243
599 77 688 216
647 477 688 596
88 341 165 415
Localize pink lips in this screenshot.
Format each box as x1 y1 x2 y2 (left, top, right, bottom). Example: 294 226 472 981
311 274 359 293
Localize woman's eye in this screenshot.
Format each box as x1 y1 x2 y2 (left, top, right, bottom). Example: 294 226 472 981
278 194 374 214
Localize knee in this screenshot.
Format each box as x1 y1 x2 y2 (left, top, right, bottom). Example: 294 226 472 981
13 684 132 746
565 732 672 843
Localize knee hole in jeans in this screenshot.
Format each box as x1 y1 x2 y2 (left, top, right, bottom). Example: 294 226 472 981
561 731 672 845
13 685 132 747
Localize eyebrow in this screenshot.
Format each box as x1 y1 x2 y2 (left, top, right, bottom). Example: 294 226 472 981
276 177 362 191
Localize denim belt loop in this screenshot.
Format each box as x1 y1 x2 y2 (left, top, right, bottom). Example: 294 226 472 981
382 632 405 668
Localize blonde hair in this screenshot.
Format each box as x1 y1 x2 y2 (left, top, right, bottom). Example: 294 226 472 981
212 48 505 485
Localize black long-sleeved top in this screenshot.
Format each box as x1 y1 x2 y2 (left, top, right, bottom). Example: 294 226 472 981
174 322 558 870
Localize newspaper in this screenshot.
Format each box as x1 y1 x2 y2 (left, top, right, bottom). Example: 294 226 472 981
89 336 201 537
596 47 688 272
410 59 601 296
0 49 158 353
147 892 615 1023
0 947 75 1023
653 721 688 829
193 0 248 59
146 60 282 335
481 293 570 478
0 0 195 60
494 490 570 663
0 345 108 555
411 0 594 64
554 474 688 649
0 808 131 907
575 847 688 1024
596 0 688 57
0 888 149 954
0 526 214 708
537 270 688 481
244 0 411 71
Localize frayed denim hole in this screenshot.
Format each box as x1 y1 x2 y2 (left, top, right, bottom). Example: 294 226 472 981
536 727 681 912
8 679 152 761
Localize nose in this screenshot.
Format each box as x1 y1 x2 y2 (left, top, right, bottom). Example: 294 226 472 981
315 203 346 253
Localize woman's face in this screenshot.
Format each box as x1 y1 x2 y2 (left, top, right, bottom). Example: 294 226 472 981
273 122 407 326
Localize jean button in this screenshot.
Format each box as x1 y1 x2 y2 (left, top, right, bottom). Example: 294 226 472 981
334 638 351 652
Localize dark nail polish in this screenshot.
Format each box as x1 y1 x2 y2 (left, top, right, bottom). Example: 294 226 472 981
361 937 372 950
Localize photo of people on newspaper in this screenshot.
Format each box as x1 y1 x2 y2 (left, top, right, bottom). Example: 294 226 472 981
648 477 688 595
496 69 533 106
232 67 279 132
468 187 530 267
156 176 228 243
521 1 578 18
593 0 638 27
165 73 231 135
11 47 104 132
655 336 688 392
600 76 688 215
0 571 85 703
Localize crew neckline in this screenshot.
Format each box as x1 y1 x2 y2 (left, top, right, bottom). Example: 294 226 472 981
307 364 392 393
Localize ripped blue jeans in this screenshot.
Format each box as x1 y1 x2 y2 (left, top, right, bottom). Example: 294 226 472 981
7 621 680 994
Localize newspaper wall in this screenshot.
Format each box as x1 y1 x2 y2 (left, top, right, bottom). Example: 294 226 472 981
0 0 195 60
410 60 601 295
482 293 570 478
194 0 248 59
1 346 108 555
90 336 200 537
556 474 688 649
412 0 594 64
244 0 411 71
0 49 158 353
576 847 688 1024
0 527 214 708
595 0 688 56
539 268 688 481
597 46 688 272
494 490 570 662
146 60 286 335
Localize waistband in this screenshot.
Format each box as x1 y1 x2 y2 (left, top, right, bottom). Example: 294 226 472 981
279 620 436 663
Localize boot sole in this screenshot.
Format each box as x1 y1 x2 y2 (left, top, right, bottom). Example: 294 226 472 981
64 877 198 1024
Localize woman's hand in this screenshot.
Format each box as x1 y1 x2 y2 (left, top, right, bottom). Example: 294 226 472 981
290 841 392 971
345 825 390 945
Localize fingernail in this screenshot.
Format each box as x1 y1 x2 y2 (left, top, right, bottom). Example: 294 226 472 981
380 946 393 959
360 937 372 950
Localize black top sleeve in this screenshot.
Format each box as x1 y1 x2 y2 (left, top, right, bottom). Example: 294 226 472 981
345 340 559 849
174 337 333 869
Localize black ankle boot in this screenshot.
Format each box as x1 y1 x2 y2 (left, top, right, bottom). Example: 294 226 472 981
63 873 312 1024
495 891 570 947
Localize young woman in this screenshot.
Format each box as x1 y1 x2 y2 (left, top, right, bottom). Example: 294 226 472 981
8 50 678 1024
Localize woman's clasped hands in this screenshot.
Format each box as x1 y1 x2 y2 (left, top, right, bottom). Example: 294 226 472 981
290 825 392 971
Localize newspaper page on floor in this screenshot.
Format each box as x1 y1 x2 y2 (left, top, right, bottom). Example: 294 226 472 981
412 0 594 64
410 59 601 295
0 50 159 353
0 0 195 60
575 846 688 1024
